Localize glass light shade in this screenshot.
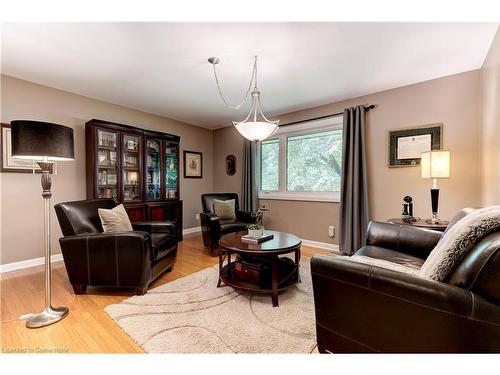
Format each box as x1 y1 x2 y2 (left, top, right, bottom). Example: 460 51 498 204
234 121 279 142
421 150 450 179
232 90 279 142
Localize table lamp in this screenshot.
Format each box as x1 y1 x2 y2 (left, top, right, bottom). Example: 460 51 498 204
420 150 450 224
11 120 74 328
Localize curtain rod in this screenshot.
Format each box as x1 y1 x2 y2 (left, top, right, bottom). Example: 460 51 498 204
279 104 376 127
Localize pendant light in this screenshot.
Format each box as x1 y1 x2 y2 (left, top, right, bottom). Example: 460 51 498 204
209 55 279 142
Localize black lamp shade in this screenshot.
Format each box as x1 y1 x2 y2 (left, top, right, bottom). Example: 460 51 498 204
11 120 75 161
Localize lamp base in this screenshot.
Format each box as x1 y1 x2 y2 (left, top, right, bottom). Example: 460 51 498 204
26 306 69 328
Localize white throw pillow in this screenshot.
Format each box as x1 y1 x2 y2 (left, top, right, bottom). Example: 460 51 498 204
213 199 236 220
98 204 133 232
419 205 500 281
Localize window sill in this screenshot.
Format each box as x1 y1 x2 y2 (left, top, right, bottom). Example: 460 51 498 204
258 192 340 203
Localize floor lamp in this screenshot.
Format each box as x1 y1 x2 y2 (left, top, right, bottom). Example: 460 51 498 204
11 120 75 328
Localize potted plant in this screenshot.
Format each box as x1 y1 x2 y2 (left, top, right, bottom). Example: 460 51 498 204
247 223 264 238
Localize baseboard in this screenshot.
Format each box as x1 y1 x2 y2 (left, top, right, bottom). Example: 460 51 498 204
300 238 340 253
0 254 64 274
182 226 201 236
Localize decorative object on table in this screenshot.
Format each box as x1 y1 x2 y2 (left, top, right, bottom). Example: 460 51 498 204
247 223 264 238
401 195 417 222
420 150 450 224
1 123 42 172
225 154 236 175
241 232 274 244
388 123 442 167
183 150 202 178
10 120 74 328
208 55 279 141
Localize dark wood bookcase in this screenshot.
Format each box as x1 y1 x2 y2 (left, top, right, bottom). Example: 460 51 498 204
86 119 183 240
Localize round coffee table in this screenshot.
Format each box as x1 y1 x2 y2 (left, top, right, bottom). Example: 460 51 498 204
217 230 301 307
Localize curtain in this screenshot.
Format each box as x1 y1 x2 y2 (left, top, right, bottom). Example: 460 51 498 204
339 106 369 255
242 140 258 212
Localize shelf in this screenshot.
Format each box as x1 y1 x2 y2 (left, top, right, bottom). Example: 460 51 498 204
98 165 117 169
98 184 117 188
98 145 117 150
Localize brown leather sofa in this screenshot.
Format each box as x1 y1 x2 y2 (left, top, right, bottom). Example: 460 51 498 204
200 193 256 256
55 199 178 295
311 208 500 353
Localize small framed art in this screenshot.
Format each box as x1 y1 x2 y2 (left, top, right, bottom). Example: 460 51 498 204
183 150 202 178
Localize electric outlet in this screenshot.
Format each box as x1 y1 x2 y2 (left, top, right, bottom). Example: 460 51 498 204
328 225 335 238
195 213 200 220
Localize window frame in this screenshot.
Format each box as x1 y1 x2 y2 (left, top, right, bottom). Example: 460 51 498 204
258 115 343 203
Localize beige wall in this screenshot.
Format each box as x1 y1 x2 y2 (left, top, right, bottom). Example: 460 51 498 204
213 126 244 197
213 70 483 245
480 27 500 205
1 75 214 265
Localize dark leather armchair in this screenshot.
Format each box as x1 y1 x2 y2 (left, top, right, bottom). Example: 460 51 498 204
311 208 500 353
54 199 178 295
200 193 257 256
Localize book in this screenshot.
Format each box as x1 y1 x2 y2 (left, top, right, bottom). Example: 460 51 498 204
241 233 274 244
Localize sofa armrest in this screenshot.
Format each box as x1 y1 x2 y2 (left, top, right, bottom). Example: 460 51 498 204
59 231 153 287
310 254 500 352
366 221 442 258
200 212 219 226
236 210 257 223
132 221 177 236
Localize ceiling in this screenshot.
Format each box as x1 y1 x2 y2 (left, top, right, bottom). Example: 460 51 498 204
1 22 498 129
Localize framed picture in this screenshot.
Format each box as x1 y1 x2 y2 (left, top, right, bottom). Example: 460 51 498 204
183 150 203 178
1 123 41 173
388 123 442 167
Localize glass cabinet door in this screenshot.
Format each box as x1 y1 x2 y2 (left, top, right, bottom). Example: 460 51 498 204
122 133 142 202
145 138 161 200
97 129 118 200
165 142 178 199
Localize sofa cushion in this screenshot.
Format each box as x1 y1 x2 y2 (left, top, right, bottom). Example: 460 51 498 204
98 204 133 233
151 233 177 260
219 220 247 235
356 246 425 269
213 199 236 220
420 206 500 281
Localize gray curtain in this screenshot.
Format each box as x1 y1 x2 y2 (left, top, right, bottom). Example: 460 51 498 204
339 106 369 255
242 140 258 212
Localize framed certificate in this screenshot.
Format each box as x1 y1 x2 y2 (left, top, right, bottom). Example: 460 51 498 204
388 124 442 167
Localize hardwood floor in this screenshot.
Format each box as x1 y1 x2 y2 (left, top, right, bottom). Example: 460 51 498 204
0 233 330 353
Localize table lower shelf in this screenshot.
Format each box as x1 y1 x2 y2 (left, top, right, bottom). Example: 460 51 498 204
219 258 299 293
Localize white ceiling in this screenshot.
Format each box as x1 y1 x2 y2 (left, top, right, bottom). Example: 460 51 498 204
1 22 498 129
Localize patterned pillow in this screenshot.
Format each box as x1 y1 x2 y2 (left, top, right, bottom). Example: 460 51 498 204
420 206 500 281
213 199 236 220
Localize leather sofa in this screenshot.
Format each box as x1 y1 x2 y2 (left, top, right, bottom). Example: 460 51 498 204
200 193 257 256
54 199 178 295
311 208 500 353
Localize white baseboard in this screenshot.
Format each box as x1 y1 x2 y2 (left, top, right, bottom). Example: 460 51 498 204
0 254 64 274
300 238 340 253
182 226 201 236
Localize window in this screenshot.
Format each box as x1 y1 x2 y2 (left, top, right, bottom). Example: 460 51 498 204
259 117 343 202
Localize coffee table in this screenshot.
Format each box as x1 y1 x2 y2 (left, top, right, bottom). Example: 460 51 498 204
217 230 301 307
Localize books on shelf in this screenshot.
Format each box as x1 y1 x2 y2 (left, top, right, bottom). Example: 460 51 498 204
241 233 274 244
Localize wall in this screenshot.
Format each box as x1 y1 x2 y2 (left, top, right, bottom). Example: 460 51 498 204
1 75 214 265
480 27 500 205
213 126 244 198
214 70 483 245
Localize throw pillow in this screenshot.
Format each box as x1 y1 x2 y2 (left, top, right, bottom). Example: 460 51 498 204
419 205 500 281
98 204 133 232
213 199 236 220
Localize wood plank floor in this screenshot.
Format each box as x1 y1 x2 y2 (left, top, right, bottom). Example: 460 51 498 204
1 233 330 353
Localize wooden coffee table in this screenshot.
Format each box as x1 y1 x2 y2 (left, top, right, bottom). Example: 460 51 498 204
217 230 301 307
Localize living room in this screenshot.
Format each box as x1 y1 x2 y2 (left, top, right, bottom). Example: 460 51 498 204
1 0 500 372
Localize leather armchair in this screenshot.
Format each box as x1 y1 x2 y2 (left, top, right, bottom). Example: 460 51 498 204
311 208 500 353
55 199 178 295
200 193 257 256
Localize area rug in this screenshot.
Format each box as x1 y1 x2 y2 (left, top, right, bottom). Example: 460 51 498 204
105 258 317 353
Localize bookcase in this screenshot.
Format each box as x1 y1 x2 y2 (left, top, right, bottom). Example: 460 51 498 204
86 119 183 240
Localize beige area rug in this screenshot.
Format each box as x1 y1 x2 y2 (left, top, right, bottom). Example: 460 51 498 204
105 258 317 353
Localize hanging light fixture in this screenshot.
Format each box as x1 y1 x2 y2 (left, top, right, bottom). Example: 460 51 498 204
208 55 279 142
